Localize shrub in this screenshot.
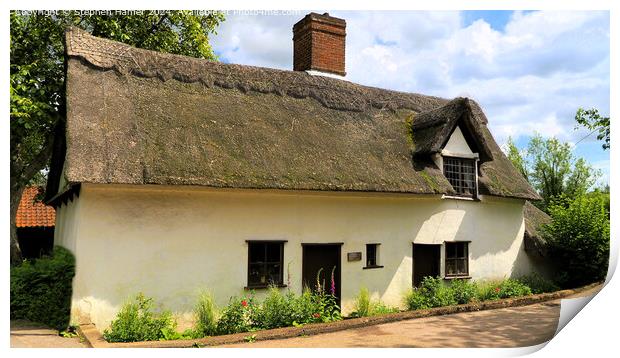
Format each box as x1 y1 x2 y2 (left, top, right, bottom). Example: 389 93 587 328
477 280 503 301
289 288 323 324
517 273 560 294
449 279 478 304
543 194 610 288
404 277 455 310
10 246 75 330
406 277 533 311
193 291 218 337
369 301 400 315
498 279 532 298
252 287 295 329
477 279 532 301
216 295 256 335
103 293 176 342
404 288 429 310
421 277 456 308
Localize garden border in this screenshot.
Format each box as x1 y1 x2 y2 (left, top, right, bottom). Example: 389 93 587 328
77 282 601 348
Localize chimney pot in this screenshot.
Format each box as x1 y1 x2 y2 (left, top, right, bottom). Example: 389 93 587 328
292 12 346 76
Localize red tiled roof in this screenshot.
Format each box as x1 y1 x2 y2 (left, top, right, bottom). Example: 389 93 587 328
16 187 56 228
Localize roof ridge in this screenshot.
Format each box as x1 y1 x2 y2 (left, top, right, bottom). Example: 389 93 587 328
65 26 448 113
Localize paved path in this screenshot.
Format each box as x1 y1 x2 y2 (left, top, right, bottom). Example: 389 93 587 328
10 320 88 348
223 285 603 348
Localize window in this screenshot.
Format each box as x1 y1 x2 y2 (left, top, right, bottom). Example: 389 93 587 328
364 243 383 269
247 241 285 288
443 157 477 197
445 242 469 277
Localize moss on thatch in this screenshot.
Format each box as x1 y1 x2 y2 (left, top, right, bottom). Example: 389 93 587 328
49 27 540 201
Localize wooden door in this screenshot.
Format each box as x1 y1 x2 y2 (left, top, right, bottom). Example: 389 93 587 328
412 243 441 287
302 244 341 304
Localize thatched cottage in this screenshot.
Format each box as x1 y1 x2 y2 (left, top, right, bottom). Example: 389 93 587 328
47 13 549 331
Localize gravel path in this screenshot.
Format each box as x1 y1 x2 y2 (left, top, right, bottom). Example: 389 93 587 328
222 285 603 348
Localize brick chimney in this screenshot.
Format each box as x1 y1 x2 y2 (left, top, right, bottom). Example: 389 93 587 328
293 12 346 77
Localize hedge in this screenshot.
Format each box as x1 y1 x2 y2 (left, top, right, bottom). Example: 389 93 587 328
10 246 75 330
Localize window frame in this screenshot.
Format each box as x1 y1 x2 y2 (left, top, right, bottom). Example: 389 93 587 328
442 156 478 199
363 243 384 269
444 241 470 278
246 240 287 289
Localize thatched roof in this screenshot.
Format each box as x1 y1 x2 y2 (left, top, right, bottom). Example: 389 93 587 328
523 201 551 256
47 27 540 201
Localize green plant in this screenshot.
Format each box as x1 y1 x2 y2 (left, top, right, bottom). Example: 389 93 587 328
404 288 429 310
353 287 371 317
497 279 532 298
216 295 255 335
252 287 295 329
370 301 400 315
102 293 176 342
450 279 478 304
477 279 532 301
543 194 610 288
477 280 504 301
351 287 399 317
160 327 198 341
290 288 323 324
421 277 456 308
60 330 78 338
404 277 455 310
315 291 342 322
517 273 560 294
193 291 218 337
10 246 75 330
244 334 257 343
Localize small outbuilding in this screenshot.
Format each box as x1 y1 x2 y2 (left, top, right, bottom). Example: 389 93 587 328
16 186 56 258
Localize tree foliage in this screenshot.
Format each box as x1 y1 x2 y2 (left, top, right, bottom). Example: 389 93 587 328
575 107 610 150
506 137 528 181
505 135 600 210
542 194 610 288
10 10 225 264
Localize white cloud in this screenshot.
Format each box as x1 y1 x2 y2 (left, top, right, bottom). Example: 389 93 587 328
210 10 610 147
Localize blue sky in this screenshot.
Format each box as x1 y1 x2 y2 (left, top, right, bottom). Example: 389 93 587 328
211 10 610 186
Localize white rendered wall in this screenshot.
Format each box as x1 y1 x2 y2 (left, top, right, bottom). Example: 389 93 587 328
443 126 474 155
56 184 542 331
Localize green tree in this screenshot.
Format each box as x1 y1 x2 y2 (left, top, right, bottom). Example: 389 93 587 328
542 194 610 288
504 134 600 211
10 10 225 265
575 107 610 150
506 137 528 181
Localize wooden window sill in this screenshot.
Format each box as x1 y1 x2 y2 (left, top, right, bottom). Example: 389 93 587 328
363 265 384 270
441 195 480 202
244 284 287 290
443 275 472 280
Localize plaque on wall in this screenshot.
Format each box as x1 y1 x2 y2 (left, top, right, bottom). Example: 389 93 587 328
347 252 362 262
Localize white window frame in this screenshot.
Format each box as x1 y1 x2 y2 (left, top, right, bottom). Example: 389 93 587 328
440 149 480 200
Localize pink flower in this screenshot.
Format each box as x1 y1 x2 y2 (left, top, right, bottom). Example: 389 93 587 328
494 287 500 293
241 300 248 307
330 269 336 296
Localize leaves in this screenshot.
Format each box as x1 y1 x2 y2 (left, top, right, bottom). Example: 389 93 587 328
542 194 610 288
575 107 610 150
505 134 600 211
10 10 224 189
10 10 224 264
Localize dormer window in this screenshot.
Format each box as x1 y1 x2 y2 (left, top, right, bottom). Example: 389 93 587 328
438 126 479 199
443 156 477 198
